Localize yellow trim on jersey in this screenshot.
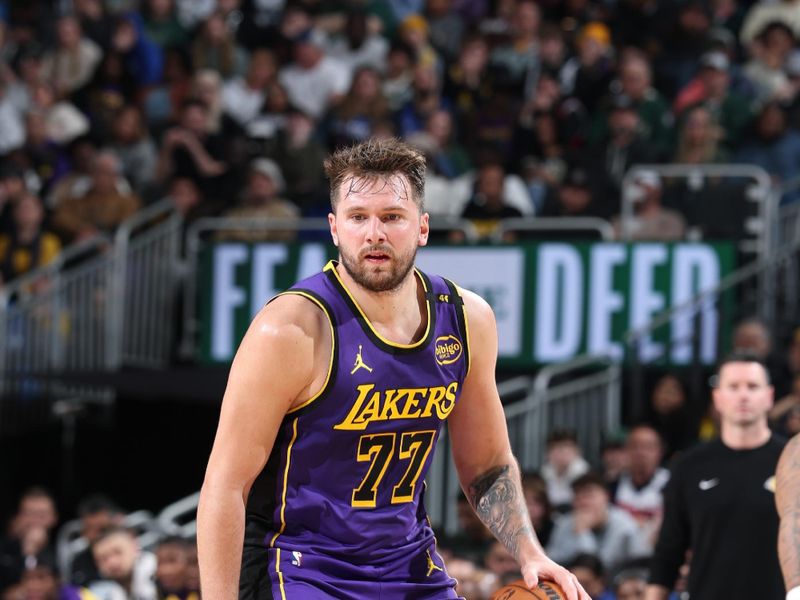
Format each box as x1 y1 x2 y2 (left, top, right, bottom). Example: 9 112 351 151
278 290 336 414
455 284 472 378
270 418 299 548
275 547 287 600
324 261 432 349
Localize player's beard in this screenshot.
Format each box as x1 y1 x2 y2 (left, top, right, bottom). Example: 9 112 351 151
339 243 417 293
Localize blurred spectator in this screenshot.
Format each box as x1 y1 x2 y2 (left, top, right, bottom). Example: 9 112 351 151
426 0 465 62
422 109 471 178
567 554 614 600
612 567 649 600
68 495 124 588
30 82 90 148
48 138 98 209
484 540 522 585
40 15 102 98
540 164 609 219
142 47 194 132
742 21 796 104
221 158 298 242
672 52 753 150
142 0 189 50
740 0 800 45
3 48 45 117
0 79 25 156
541 429 590 513
736 101 800 203
154 537 195 599
110 12 164 88
489 0 541 97
612 170 686 241
438 493 492 565
561 21 615 114
442 34 493 149
593 93 660 200
74 0 115 50
656 1 714 99
156 99 229 198
397 14 439 72
519 156 561 216
600 434 630 485
770 372 800 436
322 9 389 73
444 556 496 600
382 42 415 112
610 424 669 546
107 105 158 194
191 11 247 80
0 167 35 231
270 106 327 213
396 63 450 137
673 104 729 164
731 316 793 395
53 151 140 242
591 51 672 156
325 66 390 150
0 488 58 593
645 374 699 457
546 472 652 572
89 527 157 600
459 162 523 239
521 472 555 548
0 193 60 286
279 28 351 120
11 561 96 600
222 49 277 128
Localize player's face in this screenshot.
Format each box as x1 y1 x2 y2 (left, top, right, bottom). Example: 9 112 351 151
713 361 773 428
329 174 429 293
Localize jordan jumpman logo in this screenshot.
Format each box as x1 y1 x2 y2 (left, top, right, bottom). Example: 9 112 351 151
350 345 373 374
426 550 444 577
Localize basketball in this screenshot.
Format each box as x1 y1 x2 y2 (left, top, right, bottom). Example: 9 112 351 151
490 580 567 600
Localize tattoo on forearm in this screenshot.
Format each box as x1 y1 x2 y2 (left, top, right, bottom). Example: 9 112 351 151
777 436 800 589
467 464 536 559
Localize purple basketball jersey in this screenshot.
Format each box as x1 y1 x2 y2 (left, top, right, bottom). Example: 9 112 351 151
243 260 470 569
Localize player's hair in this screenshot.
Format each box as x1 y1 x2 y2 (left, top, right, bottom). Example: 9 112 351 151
711 350 771 387
323 138 426 212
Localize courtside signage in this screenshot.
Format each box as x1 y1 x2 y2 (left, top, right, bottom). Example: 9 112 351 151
198 242 734 367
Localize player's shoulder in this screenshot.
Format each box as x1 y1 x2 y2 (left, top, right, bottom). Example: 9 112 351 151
447 283 494 325
248 292 329 346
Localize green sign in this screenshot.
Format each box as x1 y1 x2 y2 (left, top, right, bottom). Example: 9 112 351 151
198 242 735 367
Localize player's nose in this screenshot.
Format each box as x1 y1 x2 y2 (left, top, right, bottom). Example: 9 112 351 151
365 216 386 243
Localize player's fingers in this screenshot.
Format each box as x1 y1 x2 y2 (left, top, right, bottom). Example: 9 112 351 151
522 569 538 590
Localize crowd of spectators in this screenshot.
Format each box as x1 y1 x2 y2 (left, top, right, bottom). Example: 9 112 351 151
3 0 800 286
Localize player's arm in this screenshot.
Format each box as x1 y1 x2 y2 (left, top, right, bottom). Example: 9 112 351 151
777 434 800 596
197 295 324 600
447 289 589 600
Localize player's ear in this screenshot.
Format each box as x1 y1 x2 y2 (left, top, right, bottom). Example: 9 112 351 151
418 212 429 247
329 212 339 246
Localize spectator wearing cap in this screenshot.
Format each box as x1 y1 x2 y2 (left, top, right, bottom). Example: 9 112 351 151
673 51 754 150
540 163 610 219
612 170 686 241
546 472 652 573
742 21 797 104
40 14 102 99
279 27 352 120
590 51 672 157
561 21 614 114
397 14 440 72
735 101 800 204
741 0 800 46
221 158 299 242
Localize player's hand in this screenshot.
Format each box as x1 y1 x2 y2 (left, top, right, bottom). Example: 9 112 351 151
521 554 592 600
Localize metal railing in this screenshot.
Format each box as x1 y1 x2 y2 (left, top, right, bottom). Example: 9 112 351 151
426 355 621 535
493 217 615 242
621 164 773 259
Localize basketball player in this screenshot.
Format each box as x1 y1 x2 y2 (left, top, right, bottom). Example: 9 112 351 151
777 433 800 600
645 352 786 600
197 139 589 600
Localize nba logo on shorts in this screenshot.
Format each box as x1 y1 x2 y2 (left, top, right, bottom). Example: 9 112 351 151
291 551 303 567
